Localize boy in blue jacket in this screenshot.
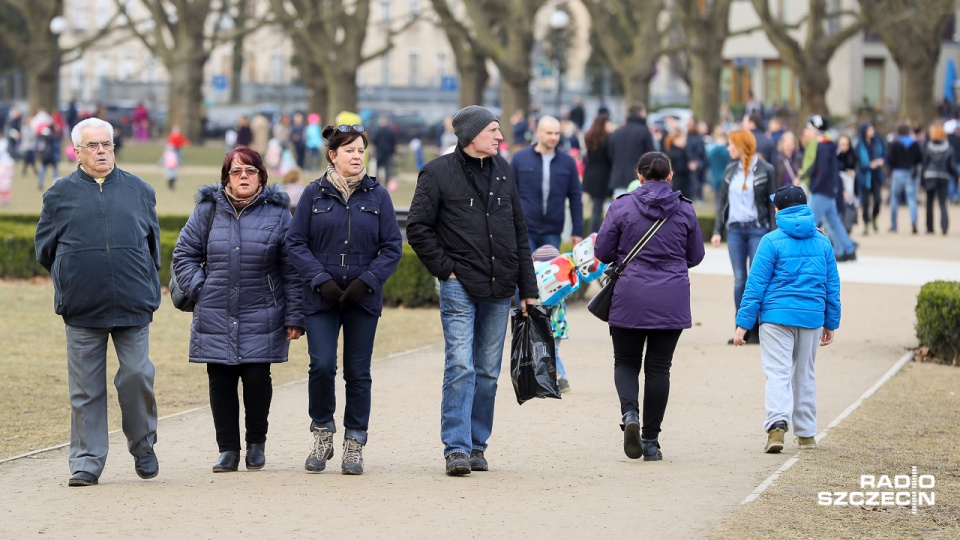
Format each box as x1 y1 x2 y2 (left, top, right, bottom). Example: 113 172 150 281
733 185 841 453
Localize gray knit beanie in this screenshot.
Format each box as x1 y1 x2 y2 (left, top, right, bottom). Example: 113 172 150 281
453 105 499 148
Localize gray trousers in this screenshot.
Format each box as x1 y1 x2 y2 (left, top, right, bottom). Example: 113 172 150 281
65 324 158 476
759 323 820 437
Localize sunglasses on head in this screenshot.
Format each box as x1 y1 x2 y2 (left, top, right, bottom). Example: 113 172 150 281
337 124 365 133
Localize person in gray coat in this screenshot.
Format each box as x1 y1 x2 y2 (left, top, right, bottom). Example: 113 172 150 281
172 145 304 473
35 117 161 487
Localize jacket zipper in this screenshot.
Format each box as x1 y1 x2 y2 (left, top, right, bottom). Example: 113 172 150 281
267 275 278 307
99 181 117 314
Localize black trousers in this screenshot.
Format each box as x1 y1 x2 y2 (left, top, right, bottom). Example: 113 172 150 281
207 363 273 452
925 180 950 233
860 179 883 225
610 327 682 440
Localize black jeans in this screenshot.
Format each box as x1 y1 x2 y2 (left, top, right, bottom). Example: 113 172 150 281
610 327 682 440
207 363 273 452
860 178 883 225
925 180 950 233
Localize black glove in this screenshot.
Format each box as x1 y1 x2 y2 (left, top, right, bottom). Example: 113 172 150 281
339 278 369 305
317 280 343 305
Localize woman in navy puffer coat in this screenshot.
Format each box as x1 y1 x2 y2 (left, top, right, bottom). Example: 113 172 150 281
595 151 704 463
173 146 304 473
285 124 402 475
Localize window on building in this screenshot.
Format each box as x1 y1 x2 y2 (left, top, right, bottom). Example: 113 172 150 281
381 53 391 86
272 54 284 84
763 59 800 111
863 59 885 111
381 0 391 21
721 59 755 113
96 0 110 29
437 52 447 76
410 0 420 17
71 0 88 31
409 53 419 86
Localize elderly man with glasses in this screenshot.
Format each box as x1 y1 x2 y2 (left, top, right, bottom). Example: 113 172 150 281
35 117 162 487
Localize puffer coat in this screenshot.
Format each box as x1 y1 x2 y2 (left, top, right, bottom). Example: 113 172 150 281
172 183 303 365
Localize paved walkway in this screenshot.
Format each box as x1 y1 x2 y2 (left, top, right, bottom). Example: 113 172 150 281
1 206 958 537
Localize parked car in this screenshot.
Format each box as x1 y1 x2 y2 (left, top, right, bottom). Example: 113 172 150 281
359 109 437 145
647 107 693 132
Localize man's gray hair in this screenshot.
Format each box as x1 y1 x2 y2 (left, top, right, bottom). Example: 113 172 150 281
71 118 115 147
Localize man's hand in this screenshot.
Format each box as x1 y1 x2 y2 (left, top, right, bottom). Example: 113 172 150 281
287 327 304 341
317 280 342 305
340 279 368 305
711 233 722 248
519 298 538 316
732 327 748 346
820 328 835 346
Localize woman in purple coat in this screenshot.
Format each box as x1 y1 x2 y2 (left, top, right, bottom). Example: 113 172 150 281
595 151 705 462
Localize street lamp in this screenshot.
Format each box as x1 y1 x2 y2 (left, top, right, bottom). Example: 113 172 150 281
49 15 67 112
548 8 570 117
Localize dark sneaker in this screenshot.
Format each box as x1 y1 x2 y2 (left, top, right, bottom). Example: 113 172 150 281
641 438 662 461
305 429 334 472
765 421 787 453
621 411 642 460
445 453 471 476
341 437 364 475
469 449 488 471
68 471 98 487
558 378 571 393
135 452 159 479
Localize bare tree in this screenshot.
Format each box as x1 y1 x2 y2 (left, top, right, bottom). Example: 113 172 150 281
0 1 64 113
674 0 738 128
752 0 865 120
581 0 671 108
228 0 249 104
429 0 489 107
118 0 240 141
860 0 955 124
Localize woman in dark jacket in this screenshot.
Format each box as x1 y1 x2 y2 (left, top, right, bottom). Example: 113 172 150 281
855 122 885 235
921 124 957 235
595 151 705 462
172 145 304 473
710 129 777 344
582 113 613 233
285 124 402 476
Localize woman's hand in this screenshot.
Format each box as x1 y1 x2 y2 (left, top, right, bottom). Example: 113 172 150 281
317 280 342 305
287 327 304 341
711 233 722 248
339 279 369 305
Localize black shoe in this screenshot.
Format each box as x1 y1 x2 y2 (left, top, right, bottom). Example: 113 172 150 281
912 224 918 234
621 411 642 459
135 452 159 479
445 453 471 476
68 471 98 487
641 438 663 461
245 443 265 470
213 451 240 472
469 449 488 471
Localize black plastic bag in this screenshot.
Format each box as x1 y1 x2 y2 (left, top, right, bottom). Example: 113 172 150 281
510 306 561 405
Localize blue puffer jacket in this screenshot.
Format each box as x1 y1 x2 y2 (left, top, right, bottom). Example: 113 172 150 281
736 204 841 331
510 145 584 237
172 184 304 365
285 173 402 316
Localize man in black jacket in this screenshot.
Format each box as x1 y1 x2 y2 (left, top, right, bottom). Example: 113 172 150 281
743 113 776 164
407 105 538 477
607 103 656 193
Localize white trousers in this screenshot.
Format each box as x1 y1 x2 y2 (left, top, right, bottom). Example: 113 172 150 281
759 323 821 437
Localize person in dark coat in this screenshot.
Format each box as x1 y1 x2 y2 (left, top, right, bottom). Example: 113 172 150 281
173 146 304 473
855 122 885 235
743 113 776 164
407 105 538 476
285 124 402 476
582 112 614 233
234 116 253 148
370 115 398 184
607 103 656 192
595 151 705 462
920 124 957 234
665 132 693 199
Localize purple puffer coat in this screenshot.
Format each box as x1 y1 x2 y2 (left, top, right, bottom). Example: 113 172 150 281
595 180 705 329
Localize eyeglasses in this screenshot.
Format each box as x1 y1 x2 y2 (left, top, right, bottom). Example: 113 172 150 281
229 167 260 177
79 141 114 151
336 124 365 133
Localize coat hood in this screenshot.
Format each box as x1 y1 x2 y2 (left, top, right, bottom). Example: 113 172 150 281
774 204 817 239
627 180 681 220
927 140 951 154
195 183 289 207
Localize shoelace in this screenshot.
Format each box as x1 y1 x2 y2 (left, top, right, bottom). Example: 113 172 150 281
343 440 362 464
310 432 332 459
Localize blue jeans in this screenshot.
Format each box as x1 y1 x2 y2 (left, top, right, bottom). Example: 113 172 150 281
889 169 918 230
726 222 768 312
555 341 567 379
439 278 512 457
528 233 561 251
810 193 856 256
65 324 157 477
305 307 379 445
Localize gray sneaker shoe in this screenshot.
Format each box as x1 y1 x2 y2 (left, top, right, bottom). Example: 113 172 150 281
558 377 571 393
341 437 364 475
445 452 471 476
305 429 334 472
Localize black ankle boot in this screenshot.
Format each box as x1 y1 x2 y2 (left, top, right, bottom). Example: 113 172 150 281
641 438 662 461
212 451 240 472
620 411 642 459
245 443 265 470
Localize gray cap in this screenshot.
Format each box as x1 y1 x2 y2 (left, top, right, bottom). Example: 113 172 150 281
453 105 499 148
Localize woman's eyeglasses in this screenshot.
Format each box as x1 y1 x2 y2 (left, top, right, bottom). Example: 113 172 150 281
336 124 365 133
229 167 260 177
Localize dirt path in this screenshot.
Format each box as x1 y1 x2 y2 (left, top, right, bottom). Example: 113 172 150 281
0 258 929 537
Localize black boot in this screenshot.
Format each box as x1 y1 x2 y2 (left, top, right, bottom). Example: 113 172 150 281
213 451 240 472
620 411 642 459
641 438 662 461
245 443 265 470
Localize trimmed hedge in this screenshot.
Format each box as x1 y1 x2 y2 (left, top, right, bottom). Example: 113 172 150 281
382 243 438 306
915 281 960 366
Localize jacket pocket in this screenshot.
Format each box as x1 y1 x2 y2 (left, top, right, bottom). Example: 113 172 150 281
310 198 337 230
267 274 279 307
52 257 64 314
354 201 382 236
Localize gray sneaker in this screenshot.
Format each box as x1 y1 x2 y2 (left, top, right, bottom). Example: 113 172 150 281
304 429 334 472
341 437 364 475
445 452 471 476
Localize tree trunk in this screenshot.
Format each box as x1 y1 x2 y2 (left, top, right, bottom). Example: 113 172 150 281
900 61 938 125
26 52 58 114
500 81 530 147
456 51 489 108
689 53 723 129
230 0 248 104
168 50 208 142
624 72 653 110
299 56 328 120
326 66 359 123
798 67 831 121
